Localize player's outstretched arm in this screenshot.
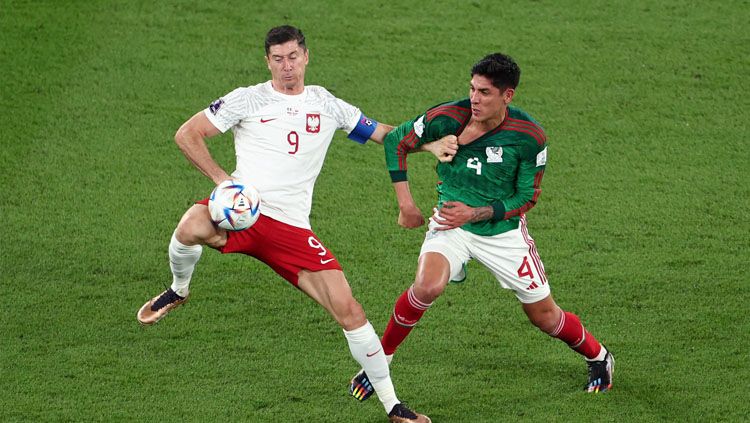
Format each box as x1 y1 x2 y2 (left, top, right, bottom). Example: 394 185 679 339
393 181 424 228
366 122 393 145
371 121 457 163
175 111 232 184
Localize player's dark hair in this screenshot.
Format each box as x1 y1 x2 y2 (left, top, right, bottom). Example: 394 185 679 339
265 25 306 54
471 53 521 90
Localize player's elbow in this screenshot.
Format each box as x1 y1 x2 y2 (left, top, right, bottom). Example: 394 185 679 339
174 122 199 150
174 124 188 147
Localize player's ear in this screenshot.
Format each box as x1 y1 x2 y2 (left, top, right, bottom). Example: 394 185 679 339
503 87 515 104
265 54 271 70
303 48 309 65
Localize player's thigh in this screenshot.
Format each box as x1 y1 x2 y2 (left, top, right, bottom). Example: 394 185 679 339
469 226 549 304
413 253 452 302
297 269 365 330
175 204 227 248
419 222 471 281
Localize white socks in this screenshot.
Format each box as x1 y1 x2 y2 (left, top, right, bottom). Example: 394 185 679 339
586 344 608 362
168 233 203 298
343 321 399 413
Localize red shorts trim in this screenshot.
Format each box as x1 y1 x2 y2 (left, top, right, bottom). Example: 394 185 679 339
197 198 342 285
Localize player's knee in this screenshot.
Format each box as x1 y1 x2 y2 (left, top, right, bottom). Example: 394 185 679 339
174 218 203 245
413 277 446 303
529 307 561 334
337 299 366 331
175 206 221 246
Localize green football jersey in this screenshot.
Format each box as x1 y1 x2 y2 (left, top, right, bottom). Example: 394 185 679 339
384 99 547 236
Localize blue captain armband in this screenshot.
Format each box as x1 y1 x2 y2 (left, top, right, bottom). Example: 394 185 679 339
347 114 379 144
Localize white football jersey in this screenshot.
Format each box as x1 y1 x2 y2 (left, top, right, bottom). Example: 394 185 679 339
204 81 362 229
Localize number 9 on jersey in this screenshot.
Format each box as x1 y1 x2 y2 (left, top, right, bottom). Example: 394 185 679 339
208 180 261 231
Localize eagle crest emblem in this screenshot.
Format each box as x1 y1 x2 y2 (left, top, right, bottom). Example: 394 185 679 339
306 114 320 133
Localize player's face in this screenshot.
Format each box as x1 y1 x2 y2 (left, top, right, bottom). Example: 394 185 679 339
266 40 309 95
469 75 514 123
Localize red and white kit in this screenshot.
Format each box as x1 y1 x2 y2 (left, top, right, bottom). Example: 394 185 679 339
203 81 365 284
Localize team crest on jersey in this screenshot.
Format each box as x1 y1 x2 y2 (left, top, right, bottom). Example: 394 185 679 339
486 146 503 163
306 113 320 133
209 99 224 115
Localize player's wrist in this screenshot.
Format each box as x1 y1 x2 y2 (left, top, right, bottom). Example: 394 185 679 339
389 170 407 182
469 206 495 223
399 202 419 212
490 202 506 221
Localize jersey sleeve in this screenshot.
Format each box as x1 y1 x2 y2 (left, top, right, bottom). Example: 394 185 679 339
492 139 548 220
320 93 361 133
203 87 250 133
384 113 457 182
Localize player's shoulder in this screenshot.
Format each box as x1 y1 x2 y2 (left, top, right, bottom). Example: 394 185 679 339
219 81 270 100
305 85 339 102
425 98 472 125
502 105 547 145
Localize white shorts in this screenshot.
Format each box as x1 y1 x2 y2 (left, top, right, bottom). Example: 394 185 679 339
420 215 550 304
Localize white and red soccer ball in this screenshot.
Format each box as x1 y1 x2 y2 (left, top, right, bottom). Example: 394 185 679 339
208 180 261 231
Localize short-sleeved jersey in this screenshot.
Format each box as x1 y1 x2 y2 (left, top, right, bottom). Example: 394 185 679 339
384 99 548 236
204 81 362 229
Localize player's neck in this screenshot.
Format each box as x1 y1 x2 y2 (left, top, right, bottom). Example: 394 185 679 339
470 107 506 131
271 79 305 96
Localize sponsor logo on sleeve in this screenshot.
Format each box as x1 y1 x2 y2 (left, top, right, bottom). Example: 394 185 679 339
536 147 547 167
306 113 320 133
209 99 224 115
486 146 503 163
413 115 425 138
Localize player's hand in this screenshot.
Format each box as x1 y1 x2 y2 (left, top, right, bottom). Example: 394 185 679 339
424 135 458 163
398 204 425 228
434 201 474 230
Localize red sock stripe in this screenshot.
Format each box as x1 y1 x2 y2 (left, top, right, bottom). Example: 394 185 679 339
392 311 416 327
407 285 431 310
550 308 565 337
551 311 602 359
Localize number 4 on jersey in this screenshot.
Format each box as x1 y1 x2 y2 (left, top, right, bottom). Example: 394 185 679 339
467 157 482 175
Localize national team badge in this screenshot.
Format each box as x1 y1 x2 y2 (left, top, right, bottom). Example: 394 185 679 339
306 113 320 133
486 146 503 163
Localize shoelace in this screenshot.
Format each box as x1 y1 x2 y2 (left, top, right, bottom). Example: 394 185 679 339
391 404 417 419
152 289 180 310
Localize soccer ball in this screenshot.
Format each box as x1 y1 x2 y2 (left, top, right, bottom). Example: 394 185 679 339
208 180 261 231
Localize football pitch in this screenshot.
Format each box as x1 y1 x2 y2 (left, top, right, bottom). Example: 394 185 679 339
1 1 748 421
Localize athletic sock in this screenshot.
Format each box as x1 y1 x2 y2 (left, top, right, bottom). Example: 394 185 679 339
343 321 399 413
549 311 603 360
586 345 608 362
168 232 203 298
381 285 432 356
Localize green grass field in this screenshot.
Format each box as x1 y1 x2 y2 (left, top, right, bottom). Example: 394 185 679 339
2 0 748 421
